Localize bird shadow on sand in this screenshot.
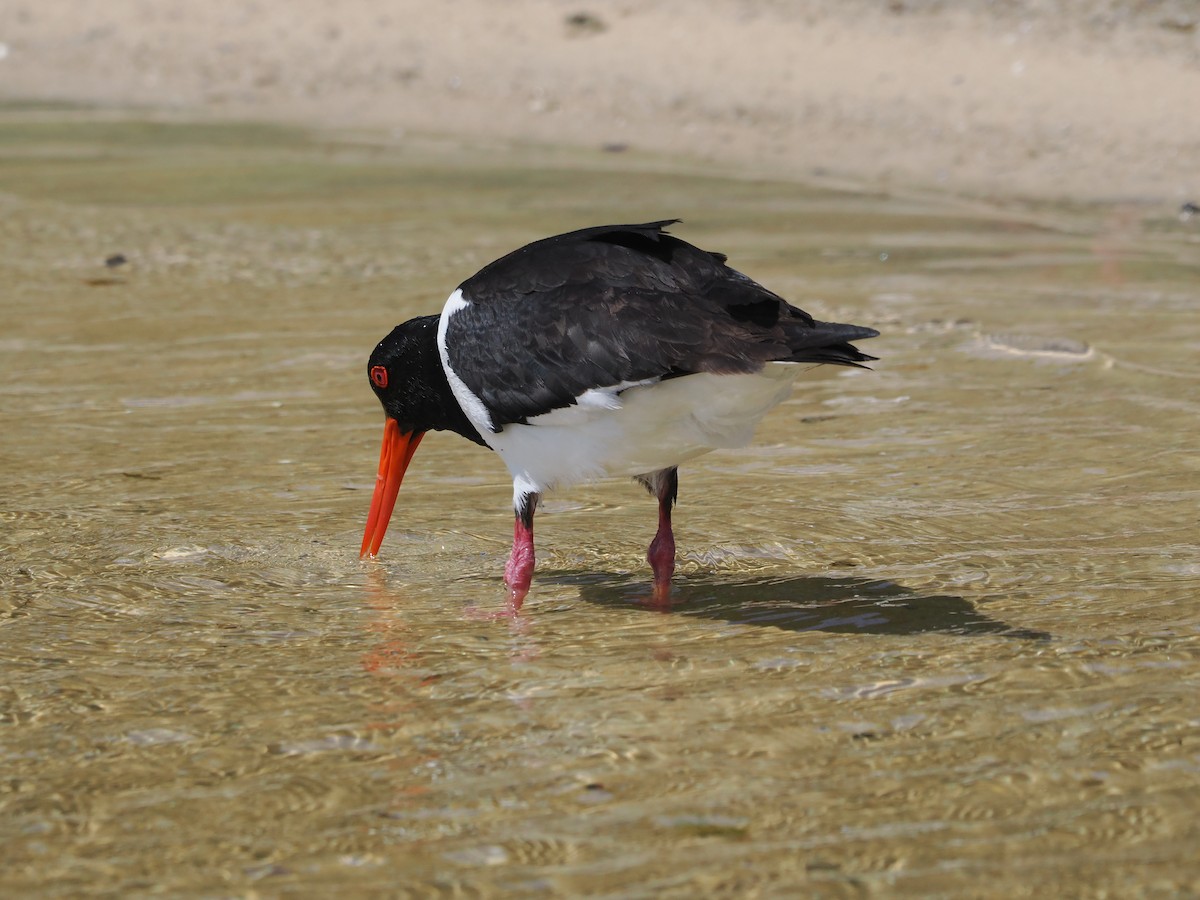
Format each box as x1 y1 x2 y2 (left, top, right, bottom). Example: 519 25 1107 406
540 572 1050 640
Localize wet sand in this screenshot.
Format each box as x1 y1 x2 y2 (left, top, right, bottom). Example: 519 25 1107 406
2 0 1199 203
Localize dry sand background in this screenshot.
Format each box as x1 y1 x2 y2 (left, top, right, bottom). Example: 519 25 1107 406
1 0 1199 204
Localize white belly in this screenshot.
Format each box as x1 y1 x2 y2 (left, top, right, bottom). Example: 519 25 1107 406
485 366 800 497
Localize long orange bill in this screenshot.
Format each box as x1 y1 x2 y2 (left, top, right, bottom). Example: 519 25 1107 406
360 418 425 558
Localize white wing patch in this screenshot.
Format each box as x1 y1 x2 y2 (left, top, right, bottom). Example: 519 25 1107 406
575 378 661 410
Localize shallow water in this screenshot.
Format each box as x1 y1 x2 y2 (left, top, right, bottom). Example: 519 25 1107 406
2 109 1199 897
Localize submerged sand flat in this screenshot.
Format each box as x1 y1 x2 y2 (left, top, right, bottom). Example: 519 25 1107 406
3 4 1200 897
2 0 1199 202
2 102 1199 900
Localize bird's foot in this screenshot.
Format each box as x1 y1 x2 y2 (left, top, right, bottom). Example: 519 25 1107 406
646 522 675 611
503 564 533 613
505 581 530 612
504 511 536 611
643 576 673 611
463 596 528 623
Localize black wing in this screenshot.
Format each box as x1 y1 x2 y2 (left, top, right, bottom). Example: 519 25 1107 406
446 221 878 430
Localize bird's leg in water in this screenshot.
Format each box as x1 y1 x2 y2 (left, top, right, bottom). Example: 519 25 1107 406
646 467 678 607
505 492 539 609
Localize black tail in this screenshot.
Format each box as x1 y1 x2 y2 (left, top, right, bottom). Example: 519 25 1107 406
785 323 879 368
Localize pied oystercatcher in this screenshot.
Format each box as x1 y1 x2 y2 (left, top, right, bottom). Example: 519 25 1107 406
361 221 878 609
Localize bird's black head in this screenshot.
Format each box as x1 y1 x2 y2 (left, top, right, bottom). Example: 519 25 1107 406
366 315 449 434
366 314 485 444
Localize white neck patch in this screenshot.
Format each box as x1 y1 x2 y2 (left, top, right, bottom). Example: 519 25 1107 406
436 288 497 437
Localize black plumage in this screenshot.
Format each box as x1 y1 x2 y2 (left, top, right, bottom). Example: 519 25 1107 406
446 220 878 429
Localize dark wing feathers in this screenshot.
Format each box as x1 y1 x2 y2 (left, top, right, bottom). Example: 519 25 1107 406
450 221 878 428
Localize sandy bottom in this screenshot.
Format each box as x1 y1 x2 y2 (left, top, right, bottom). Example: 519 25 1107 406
3 122 1199 894
2 0 1199 204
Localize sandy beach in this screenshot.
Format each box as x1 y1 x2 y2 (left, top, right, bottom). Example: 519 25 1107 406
2 1 1198 204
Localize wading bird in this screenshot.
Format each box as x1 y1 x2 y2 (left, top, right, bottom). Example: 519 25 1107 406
361 221 877 610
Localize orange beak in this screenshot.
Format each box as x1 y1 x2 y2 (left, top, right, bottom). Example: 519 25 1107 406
360 418 425 558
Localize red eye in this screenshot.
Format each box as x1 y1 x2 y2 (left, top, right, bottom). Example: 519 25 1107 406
370 365 388 389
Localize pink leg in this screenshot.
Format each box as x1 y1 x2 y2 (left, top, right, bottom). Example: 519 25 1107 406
503 494 538 610
646 468 678 608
